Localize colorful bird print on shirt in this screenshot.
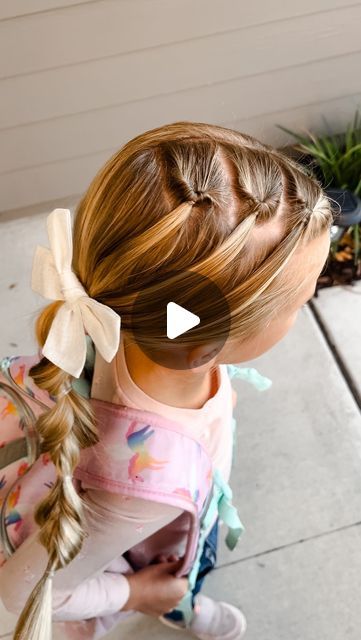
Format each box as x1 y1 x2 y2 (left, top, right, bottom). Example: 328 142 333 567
14 364 35 399
0 398 18 419
17 462 29 477
126 420 169 483
4 484 23 531
42 452 52 466
0 362 36 418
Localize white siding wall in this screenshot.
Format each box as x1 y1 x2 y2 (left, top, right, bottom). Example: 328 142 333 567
1 0 361 215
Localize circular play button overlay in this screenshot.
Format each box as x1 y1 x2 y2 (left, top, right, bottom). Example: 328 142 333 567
129 269 231 370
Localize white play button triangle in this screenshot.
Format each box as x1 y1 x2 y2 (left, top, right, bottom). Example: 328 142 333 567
166 302 200 339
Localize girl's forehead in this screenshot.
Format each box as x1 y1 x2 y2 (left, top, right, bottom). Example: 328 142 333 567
295 229 330 269
283 230 331 296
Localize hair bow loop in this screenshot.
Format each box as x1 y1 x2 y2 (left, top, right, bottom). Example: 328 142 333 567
31 208 121 378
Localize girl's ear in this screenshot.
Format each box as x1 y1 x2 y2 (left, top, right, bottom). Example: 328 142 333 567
187 344 219 372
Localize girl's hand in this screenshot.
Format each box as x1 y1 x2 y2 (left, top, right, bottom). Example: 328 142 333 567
122 558 188 617
152 553 179 563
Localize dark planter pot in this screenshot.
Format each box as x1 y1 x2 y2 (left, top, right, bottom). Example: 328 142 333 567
324 188 361 230
315 187 361 290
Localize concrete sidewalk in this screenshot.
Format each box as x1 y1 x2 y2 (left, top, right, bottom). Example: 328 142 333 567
0 211 360 639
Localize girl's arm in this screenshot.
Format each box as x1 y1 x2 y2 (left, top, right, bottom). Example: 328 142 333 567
0 488 183 621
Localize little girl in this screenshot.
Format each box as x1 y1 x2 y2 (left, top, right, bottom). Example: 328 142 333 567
0 121 332 640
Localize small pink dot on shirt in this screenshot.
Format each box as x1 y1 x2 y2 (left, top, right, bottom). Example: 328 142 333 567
135 525 144 533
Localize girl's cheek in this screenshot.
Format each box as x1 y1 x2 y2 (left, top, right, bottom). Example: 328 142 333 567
289 310 299 328
282 308 298 334
267 310 298 348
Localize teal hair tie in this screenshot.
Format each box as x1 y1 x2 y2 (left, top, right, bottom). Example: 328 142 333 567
226 364 272 391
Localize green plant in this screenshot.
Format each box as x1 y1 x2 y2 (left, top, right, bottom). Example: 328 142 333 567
277 109 361 195
277 110 361 272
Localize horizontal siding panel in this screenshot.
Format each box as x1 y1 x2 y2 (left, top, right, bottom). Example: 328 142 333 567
0 0 357 79
2 91 361 212
1 49 361 175
0 0 91 20
0 149 112 211
222 93 361 150
2 4 361 129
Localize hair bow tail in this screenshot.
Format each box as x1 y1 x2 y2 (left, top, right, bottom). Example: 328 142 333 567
31 245 64 301
46 208 74 273
80 298 121 364
41 304 87 378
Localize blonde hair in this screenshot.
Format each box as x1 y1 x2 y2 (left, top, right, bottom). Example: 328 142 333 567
14 121 333 639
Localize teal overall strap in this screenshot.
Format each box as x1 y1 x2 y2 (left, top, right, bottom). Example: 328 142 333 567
227 363 272 466
175 468 245 626
213 468 245 551
226 364 272 391
175 489 220 625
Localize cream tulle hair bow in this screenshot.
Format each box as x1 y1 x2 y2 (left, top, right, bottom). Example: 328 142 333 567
31 208 121 378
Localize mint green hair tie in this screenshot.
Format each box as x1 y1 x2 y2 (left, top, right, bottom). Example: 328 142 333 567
226 364 272 391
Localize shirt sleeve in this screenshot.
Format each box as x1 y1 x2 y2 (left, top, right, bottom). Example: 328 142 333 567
0 487 183 621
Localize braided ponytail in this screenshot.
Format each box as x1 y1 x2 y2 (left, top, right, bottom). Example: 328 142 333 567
12 305 99 640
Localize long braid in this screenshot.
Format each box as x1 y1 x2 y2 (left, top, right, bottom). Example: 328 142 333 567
12 304 99 640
